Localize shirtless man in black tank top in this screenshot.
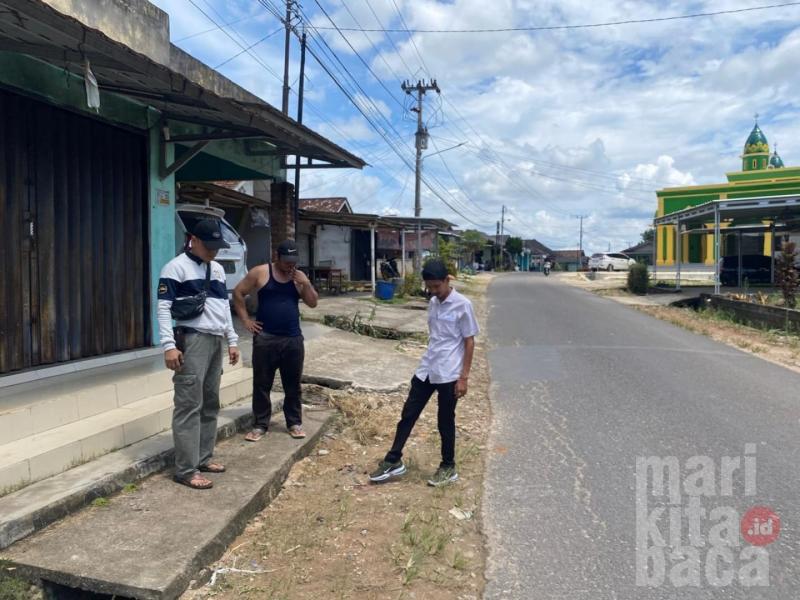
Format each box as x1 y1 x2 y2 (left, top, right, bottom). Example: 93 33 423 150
233 240 319 442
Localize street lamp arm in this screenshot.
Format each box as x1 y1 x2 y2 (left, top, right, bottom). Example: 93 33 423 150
423 141 466 160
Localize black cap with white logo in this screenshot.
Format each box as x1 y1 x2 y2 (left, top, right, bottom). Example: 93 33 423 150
277 239 299 263
192 218 230 251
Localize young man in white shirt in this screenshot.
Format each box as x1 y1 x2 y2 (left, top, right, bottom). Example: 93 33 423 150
370 259 479 487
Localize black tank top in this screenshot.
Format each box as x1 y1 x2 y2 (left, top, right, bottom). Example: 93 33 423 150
256 265 302 337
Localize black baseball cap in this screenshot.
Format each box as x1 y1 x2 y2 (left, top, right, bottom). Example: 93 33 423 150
277 239 299 263
192 218 230 250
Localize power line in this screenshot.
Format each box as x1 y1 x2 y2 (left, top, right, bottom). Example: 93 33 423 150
338 0 407 84
214 26 283 68
429 136 494 216
311 0 407 110
173 14 253 42
292 6 490 226
389 0 430 76
310 2 800 33
364 0 416 76
246 2 493 228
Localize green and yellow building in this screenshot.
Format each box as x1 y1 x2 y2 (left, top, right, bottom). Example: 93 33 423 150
655 120 800 266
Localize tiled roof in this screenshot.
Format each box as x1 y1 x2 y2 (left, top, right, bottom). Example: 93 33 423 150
524 239 552 254
299 197 351 213
549 249 586 260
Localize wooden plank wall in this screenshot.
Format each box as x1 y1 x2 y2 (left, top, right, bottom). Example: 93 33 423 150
0 89 149 375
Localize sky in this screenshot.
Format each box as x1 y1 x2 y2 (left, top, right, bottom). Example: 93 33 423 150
150 0 800 253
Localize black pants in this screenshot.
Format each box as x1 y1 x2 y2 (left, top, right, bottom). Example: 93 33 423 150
252 333 304 430
385 376 458 469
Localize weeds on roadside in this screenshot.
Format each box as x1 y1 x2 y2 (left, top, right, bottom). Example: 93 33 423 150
323 310 411 340
393 510 450 585
0 561 36 600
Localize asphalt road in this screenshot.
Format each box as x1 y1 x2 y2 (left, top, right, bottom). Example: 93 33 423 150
483 273 800 599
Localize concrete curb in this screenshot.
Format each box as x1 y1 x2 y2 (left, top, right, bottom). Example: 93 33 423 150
0 398 281 551
164 409 336 599
4 408 335 600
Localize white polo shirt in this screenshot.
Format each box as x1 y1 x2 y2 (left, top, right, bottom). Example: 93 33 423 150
415 288 479 384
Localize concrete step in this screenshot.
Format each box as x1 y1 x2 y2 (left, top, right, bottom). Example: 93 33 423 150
2 407 335 600
0 366 253 495
0 392 280 551
0 357 244 445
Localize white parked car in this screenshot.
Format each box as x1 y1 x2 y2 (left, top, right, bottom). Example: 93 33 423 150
175 204 248 299
589 252 636 271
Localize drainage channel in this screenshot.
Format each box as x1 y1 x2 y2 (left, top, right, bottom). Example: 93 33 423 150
42 580 135 600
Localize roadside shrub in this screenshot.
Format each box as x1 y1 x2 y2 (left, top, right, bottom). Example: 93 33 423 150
400 272 426 297
627 262 649 295
777 239 799 309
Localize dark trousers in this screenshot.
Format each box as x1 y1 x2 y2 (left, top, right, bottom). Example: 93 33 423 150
252 333 304 430
385 375 458 469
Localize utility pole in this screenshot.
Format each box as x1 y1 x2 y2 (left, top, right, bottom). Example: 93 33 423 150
401 79 441 271
499 205 507 271
573 214 588 271
281 0 293 115
495 221 500 270
292 28 307 240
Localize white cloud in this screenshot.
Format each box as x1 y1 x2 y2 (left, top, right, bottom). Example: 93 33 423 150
149 0 800 251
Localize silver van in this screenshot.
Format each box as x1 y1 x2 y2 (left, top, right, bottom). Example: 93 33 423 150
175 204 248 299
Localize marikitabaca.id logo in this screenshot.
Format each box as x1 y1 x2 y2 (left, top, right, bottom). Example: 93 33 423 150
636 444 780 588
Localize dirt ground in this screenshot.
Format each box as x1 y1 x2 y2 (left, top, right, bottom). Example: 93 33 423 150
634 304 800 374
183 275 494 600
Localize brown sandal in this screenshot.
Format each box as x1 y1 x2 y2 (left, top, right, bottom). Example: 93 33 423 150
199 462 226 473
244 428 267 442
288 425 306 439
173 473 213 489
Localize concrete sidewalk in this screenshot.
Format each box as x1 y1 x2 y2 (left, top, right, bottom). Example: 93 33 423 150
3 408 335 600
303 328 420 392
300 293 428 336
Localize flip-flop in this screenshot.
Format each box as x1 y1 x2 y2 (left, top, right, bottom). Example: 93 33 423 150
199 462 226 473
244 428 267 442
288 425 306 439
173 474 213 490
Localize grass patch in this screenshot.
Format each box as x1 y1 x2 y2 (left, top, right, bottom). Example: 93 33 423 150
0 562 37 600
393 510 450 585
91 497 110 508
122 483 138 494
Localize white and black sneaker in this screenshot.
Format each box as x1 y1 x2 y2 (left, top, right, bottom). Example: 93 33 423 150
369 460 407 483
427 467 459 487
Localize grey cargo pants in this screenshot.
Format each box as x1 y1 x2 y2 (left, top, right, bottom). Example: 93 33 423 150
172 332 223 480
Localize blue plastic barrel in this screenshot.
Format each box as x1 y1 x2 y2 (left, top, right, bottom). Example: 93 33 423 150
375 280 395 300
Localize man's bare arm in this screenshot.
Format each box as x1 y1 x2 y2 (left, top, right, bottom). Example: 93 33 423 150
293 269 319 308
233 267 265 332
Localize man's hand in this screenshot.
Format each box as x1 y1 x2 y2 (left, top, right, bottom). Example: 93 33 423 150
244 318 263 334
165 348 184 371
229 346 240 366
456 377 468 399
292 268 310 288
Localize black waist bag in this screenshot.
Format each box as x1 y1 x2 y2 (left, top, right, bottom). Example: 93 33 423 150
170 262 211 321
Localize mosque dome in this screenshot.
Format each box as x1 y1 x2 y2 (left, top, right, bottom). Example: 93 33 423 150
769 148 785 169
744 122 769 155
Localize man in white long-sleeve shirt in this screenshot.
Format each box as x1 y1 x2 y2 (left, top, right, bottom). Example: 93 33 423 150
157 218 239 490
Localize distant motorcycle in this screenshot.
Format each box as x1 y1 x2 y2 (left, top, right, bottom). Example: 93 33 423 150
543 262 551 276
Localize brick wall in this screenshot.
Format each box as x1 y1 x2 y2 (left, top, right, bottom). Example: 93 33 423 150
270 181 296 253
